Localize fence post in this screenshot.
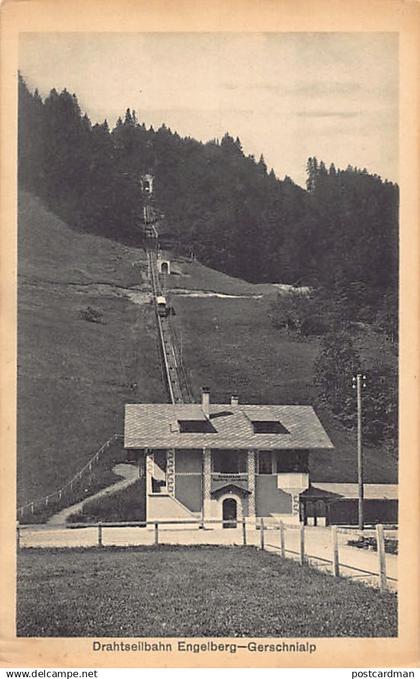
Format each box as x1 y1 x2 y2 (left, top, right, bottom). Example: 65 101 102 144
154 522 159 546
279 521 285 558
98 522 103 548
299 524 305 565
259 518 265 550
242 518 247 546
376 524 387 592
331 525 339 577
16 522 20 550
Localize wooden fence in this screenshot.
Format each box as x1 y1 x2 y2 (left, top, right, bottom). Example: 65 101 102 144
17 433 123 521
16 518 397 592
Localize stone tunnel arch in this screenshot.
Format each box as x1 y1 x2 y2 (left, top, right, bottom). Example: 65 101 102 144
157 259 171 275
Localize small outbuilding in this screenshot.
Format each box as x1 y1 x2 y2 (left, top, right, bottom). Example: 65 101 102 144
301 483 398 526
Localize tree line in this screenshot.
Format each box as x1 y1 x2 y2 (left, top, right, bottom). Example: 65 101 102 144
19 75 398 309
18 75 398 450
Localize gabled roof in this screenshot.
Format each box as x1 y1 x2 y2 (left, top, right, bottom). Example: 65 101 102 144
211 482 251 498
124 403 334 450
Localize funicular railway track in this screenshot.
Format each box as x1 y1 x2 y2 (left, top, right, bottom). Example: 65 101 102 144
146 235 193 405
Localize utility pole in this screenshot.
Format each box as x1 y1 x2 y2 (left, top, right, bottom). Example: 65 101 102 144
352 373 367 532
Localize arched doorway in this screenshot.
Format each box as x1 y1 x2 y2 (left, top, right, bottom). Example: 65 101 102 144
222 498 237 528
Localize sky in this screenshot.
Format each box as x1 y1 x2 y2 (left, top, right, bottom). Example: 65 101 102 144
19 32 398 187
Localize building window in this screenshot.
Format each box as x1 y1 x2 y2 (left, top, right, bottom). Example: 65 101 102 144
252 420 289 434
276 451 308 473
178 419 216 433
258 451 272 474
152 450 167 492
212 451 246 474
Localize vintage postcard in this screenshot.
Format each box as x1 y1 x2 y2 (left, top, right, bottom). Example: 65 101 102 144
1 0 419 670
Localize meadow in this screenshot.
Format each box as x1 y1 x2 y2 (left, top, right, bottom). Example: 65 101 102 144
18 192 165 510
17 545 397 637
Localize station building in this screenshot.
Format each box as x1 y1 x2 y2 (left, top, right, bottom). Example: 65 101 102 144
124 388 334 525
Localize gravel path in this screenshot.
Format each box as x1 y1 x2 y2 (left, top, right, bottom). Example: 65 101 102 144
47 463 139 525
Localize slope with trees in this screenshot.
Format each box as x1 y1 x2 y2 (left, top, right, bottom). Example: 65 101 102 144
18 74 399 460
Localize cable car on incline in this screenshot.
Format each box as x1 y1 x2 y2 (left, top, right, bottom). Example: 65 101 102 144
144 224 155 237
156 295 169 317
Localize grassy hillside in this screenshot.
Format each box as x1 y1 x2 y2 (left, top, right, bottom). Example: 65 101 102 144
166 256 397 484
17 192 397 514
165 255 278 296
18 191 166 508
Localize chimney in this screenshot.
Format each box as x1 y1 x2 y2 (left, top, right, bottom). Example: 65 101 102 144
230 394 239 406
201 387 210 415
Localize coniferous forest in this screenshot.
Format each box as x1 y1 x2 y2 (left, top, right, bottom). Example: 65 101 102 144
18 75 398 451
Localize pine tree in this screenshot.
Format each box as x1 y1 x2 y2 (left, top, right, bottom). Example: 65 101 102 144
306 157 319 192
257 154 267 174
124 108 134 126
319 160 327 176
18 74 45 192
314 330 361 416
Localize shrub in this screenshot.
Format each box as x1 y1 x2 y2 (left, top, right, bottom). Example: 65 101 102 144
80 306 103 323
347 536 398 555
68 478 145 523
269 289 313 333
300 314 329 336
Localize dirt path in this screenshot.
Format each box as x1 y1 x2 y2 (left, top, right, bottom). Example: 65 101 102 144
169 288 263 299
19 523 397 591
47 463 139 525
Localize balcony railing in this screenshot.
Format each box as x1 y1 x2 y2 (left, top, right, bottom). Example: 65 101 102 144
277 472 309 492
